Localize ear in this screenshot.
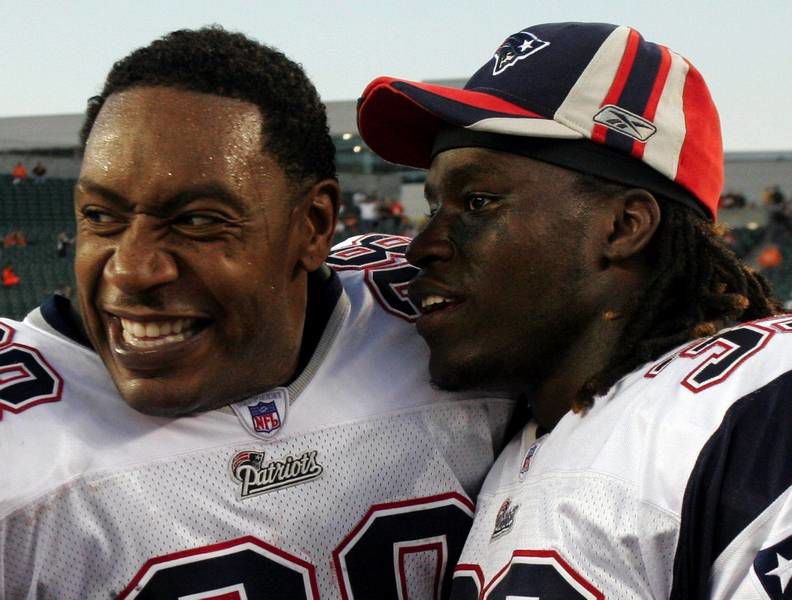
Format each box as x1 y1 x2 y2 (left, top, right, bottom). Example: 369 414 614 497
602 188 660 262
295 178 340 272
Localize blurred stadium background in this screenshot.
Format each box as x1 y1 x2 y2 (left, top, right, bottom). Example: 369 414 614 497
2 83 791 320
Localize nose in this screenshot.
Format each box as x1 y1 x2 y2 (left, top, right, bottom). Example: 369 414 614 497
103 216 178 294
406 213 455 270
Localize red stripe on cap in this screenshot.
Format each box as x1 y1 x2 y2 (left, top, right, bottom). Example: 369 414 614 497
389 78 544 118
633 45 672 160
358 76 547 169
591 28 642 144
674 61 723 219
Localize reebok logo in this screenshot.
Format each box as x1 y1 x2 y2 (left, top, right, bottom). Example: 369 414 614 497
593 105 657 142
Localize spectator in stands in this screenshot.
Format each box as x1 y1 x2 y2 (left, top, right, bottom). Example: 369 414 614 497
3 230 27 248
764 184 786 207
358 194 379 232
32 161 47 184
333 209 362 245
757 244 783 269
720 190 746 209
381 197 406 233
11 162 27 185
56 231 74 257
2 263 20 287
763 184 792 242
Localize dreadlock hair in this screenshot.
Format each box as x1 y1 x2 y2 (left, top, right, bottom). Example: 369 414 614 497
79 26 336 187
573 173 784 411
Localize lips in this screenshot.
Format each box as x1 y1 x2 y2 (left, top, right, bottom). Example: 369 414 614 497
119 317 199 348
105 311 212 371
409 278 466 335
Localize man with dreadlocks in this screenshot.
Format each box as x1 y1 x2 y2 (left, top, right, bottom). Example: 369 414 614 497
358 22 791 599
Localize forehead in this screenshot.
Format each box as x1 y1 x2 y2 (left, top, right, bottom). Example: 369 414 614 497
426 146 578 191
81 87 270 190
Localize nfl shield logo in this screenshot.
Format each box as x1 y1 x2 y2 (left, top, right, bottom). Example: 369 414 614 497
248 401 281 434
231 387 289 440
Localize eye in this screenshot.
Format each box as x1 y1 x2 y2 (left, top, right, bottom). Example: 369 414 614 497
173 213 221 227
170 211 232 237
466 195 495 211
83 207 118 223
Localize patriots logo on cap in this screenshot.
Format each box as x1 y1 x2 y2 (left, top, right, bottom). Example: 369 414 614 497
593 105 658 142
754 535 792 598
492 30 550 76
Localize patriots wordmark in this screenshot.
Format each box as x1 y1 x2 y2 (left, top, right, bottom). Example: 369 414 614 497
231 449 323 499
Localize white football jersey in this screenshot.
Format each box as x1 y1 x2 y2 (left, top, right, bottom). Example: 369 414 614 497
450 314 792 600
0 234 514 599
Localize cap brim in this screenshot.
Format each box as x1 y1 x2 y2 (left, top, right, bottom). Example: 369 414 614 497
357 76 583 169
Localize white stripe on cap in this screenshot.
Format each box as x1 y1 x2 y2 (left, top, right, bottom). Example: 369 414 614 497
553 25 632 136
466 117 583 138
641 50 690 183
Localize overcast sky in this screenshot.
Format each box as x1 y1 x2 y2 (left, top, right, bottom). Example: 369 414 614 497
2 0 790 151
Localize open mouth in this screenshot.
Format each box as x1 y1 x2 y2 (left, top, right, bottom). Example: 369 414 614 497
419 294 462 315
104 313 213 371
119 317 209 349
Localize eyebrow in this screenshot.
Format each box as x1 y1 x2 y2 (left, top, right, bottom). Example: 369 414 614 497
425 161 504 201
75 178 248 214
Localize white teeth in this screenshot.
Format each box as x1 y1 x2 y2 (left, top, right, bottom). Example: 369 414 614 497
119 317 197 345
422 295 450 309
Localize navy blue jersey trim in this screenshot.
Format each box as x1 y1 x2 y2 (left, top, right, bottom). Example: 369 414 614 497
289 265 343 385
40 294 93 349
669 369 792 599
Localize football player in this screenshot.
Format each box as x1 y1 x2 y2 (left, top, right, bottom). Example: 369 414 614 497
358 21 792 599
0 27 514 598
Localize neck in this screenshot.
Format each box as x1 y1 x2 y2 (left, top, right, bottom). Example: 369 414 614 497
528 305 633 431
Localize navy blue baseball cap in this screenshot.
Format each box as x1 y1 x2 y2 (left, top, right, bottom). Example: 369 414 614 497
357 22 723 220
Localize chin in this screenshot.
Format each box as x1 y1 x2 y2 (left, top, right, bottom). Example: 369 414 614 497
429 355 486 392
116 381 210 418
429 351 524 394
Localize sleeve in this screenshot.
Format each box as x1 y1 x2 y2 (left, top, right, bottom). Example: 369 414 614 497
669 369 792 599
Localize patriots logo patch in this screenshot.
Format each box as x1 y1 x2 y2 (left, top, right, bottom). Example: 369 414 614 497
492 30 550 76
491 498 519 540
230 449 323 500
754 535 792 598
593 105 657 142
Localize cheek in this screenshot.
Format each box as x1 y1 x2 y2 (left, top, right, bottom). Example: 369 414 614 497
74 239 108 296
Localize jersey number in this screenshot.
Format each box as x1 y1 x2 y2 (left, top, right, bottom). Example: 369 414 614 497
327 234 419 321
645 315 792 391
0 322 63 417
451 550 604 600
119 493 473 599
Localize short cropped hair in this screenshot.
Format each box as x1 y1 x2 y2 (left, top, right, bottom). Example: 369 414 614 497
80 26 336 184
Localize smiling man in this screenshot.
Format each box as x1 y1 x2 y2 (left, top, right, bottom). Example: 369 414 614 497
0 28 513 598
358 22 792 599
